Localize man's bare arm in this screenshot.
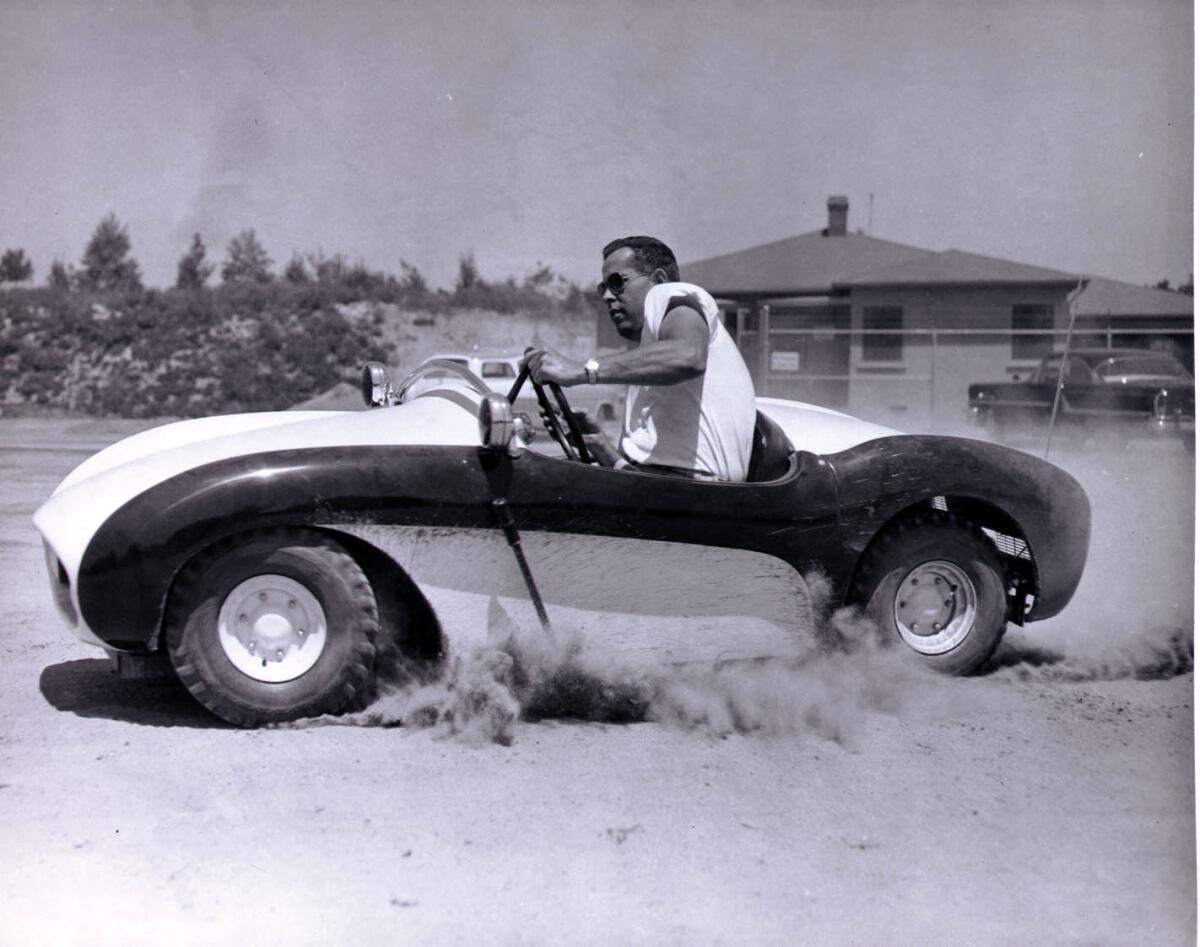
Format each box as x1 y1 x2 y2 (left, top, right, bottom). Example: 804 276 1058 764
526 305 710 387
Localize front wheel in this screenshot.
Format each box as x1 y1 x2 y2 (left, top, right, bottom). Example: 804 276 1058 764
852 513 1008 675
166 530 379 726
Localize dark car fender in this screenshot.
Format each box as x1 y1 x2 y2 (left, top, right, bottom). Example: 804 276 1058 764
826 436 1090 621
75 445 503 650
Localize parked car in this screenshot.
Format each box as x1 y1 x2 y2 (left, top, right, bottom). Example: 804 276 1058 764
34 358 1090 726
968 348 1194 442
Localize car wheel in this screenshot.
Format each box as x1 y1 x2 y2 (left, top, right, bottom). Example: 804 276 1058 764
166 529 379 726
853 512 1007 675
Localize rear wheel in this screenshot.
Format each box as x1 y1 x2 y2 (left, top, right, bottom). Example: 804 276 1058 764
166 530 379 726
852 512 1008 674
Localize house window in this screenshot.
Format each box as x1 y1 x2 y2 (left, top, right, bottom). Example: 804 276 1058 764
862 306 903 362
1012 304 1054 359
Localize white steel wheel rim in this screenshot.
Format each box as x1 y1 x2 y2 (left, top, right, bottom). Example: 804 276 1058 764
892 560 977 655
217 574 328 683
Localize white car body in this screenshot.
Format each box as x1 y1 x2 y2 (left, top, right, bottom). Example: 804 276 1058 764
34 391 897 651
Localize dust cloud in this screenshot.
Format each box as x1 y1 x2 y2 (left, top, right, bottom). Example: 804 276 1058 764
979 439 1193 683
295 573 928 746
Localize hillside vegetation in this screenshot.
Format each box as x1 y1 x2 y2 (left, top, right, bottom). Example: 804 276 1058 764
0 283 599 418
1 217 603 417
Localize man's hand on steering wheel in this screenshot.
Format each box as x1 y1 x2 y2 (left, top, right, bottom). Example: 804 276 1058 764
523 348 584 387
520 348 593 464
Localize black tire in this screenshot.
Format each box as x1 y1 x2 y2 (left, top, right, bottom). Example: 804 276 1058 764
851 512 1008 675
166 529 379 726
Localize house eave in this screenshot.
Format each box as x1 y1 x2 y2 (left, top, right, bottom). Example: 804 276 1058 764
831 278 1086 293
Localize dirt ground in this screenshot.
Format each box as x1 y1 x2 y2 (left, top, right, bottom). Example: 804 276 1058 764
0 418 1194 946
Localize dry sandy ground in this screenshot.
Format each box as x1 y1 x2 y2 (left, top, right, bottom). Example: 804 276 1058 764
0 418 1194 946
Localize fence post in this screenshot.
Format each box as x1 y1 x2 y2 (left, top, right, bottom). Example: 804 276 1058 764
1043 280 1085 459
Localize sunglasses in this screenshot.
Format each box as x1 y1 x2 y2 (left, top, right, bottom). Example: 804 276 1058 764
596 271 647 297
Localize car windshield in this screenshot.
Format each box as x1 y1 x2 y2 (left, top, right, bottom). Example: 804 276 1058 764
481 362 516 378
1094 356 1190 379
1037 356 1092 384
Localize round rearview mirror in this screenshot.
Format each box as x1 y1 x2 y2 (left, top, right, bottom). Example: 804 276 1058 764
478 393 516 453
361 362 393 407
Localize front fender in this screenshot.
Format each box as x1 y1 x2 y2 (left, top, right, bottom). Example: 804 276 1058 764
66 445 497 651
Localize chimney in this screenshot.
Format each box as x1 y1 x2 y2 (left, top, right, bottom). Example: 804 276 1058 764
826 195 848 236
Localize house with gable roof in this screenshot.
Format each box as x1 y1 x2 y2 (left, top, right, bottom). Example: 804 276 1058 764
595 196 1193 432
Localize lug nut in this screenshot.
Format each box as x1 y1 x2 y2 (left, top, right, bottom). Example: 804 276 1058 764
238 613 247 623
248 642 256 652
259 592 267 602
276 649 284 659
944 600 953 608
288 599 296 609
297 628 305 637
932 622 941 631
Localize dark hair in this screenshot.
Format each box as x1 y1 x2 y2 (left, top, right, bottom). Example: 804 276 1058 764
602 235 680 281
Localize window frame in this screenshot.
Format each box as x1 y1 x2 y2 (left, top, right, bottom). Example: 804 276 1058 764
1011 303 1055 360
860 305 905 364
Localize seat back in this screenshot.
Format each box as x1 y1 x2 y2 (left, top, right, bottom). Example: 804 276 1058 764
746 410 795 482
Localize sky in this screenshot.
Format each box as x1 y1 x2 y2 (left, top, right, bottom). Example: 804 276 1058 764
0 0 1192 291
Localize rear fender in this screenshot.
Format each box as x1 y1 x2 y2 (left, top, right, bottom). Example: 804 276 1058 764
830 436 1089 623
848 497 1037 625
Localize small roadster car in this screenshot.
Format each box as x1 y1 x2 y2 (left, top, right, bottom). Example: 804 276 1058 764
34 359 1090 726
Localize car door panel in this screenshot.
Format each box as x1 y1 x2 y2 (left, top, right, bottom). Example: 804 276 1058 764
336 524 819 665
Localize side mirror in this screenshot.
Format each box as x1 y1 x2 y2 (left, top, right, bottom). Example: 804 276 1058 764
361 362 394 407
478 393 517 454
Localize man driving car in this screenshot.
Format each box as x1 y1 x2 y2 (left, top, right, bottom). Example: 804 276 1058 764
525 236 756 482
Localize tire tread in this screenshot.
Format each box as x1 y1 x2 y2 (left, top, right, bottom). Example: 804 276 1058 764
850 509 1008 674
165 529 379 726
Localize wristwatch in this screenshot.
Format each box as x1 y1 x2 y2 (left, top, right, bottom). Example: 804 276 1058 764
584 357 600 385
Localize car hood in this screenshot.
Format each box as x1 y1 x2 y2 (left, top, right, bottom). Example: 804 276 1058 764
52 410 344 494
34 394 484 579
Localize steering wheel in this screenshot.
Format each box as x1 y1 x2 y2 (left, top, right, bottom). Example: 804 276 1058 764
509 355 593 465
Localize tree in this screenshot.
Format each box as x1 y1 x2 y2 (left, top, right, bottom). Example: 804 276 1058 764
522 262 554 293
47 260 73 290
398 259 427 294
0 248 34 285
80 213 142 291
1156 274 1194 296
175 233 214 289
455 252 481 291
221 229 273 284
283 254 310 284
309 252 349 284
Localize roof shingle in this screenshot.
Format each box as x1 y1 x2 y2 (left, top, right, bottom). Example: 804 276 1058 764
679 230 931 296
835 248 1081 288
1073 276 1194 317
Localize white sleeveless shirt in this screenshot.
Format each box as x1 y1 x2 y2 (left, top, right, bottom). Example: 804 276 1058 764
620 282 756 481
